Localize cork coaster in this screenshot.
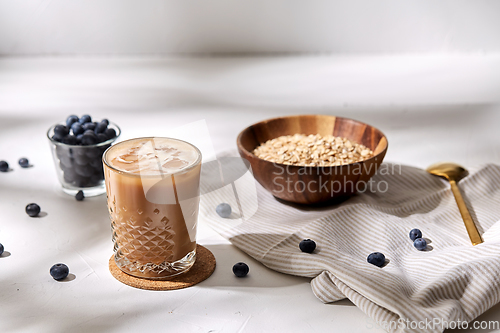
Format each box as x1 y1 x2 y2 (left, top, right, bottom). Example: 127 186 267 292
109 244 216 291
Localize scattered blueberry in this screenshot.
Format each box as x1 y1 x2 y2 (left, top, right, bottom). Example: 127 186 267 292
75 190 84 201
104 128 117 140
82 122 96 131
71 122 84 136
409 228 422 241
232 262 249 277
50 263 69 281
299 239 316 253
79 114 92 124
25 203 41 217
367 252 386 267
0 160 8 172
94 121 107 134
54 124 70 137
0 243 4 256
62 135 78 145
18 158 29 168
414 238 427 251
66 115 79 128
216 203 232 218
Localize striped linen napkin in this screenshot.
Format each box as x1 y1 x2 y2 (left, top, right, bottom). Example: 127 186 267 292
199 154 500 333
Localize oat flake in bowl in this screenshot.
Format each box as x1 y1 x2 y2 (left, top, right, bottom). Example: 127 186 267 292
253 134 374 167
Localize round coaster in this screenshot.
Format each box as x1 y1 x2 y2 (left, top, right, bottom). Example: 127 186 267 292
109 244 216 291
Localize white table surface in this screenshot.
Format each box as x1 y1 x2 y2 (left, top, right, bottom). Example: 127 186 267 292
1 55 500 333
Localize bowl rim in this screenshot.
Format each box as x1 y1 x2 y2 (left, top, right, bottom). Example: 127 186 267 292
236 114 388 168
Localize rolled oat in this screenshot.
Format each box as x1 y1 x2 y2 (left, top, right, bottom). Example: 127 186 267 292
253 134 374 166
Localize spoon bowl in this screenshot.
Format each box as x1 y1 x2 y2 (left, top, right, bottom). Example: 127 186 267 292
427 162 469 182
426 162 483 246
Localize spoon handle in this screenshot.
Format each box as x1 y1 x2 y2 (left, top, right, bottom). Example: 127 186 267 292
449 180 483 245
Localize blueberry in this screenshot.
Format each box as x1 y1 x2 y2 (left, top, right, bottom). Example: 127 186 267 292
50 263 69 281
101 119 109 126
75 164 93 177
232 262 249 277
55 146 67 159
54 124 69 137
367 252 386 267
82 122 96 131
216 203 232 218
0 243 4 256
76 134 84 143
409 229 422 241
104 128 117 140
414 238 427 251
51 134 63 142
79 114 92 124
18 158 29 168
89 158 101 168
299 239 316 253
63 169 76 183
59 155 74 169
75 176 91 187
25 203 41 217
90 173 102 185
66 115 79 128
74 153 89 166
83 129 96 136
94 121 108 134
94 165 104 175
0 160 8 172
97 133 108 143
71 122 84 136
85 147 100 158
75 190 85 201
62 135 78 145
81 133 98 146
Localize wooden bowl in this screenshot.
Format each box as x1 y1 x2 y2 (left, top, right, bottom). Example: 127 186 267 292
237 115 388 204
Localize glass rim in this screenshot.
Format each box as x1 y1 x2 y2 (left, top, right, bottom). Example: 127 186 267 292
47 121 121 148
102 137 202 178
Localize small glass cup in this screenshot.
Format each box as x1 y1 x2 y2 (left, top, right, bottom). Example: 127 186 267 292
103 137 202 279
47 122 121 197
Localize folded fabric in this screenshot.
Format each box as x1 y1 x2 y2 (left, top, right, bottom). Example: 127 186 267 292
199 154 500 333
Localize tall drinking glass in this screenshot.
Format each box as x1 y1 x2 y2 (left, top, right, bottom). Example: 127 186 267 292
103 137 202 279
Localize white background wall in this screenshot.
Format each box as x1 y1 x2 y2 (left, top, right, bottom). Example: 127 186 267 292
1 0 500 55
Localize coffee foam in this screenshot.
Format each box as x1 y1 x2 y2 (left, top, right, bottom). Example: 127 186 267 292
106 138 199 175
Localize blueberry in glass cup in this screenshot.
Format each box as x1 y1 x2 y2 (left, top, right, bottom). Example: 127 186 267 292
47 117 121 197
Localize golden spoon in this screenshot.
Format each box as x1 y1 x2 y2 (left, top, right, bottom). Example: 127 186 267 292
427 162 483 245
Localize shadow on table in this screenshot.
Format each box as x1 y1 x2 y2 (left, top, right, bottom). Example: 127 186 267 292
271 163 448 217
198 243 311 289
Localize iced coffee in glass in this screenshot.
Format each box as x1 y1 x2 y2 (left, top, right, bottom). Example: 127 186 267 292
103 137 201 279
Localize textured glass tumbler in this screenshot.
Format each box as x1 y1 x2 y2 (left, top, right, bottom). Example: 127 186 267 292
103 137 202 279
